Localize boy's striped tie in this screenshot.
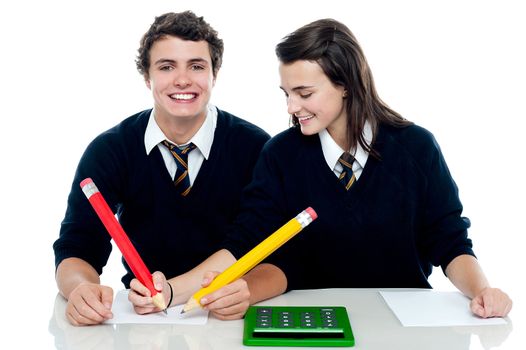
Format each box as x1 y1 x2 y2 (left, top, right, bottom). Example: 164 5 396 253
162 140 197 196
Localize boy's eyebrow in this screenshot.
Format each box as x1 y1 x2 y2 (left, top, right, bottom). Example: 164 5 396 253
154 58 175 65
188 58 209 64
153 57 210 65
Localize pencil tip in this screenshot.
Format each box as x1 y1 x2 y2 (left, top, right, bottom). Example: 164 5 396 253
180 309 186 314
163 309 168 315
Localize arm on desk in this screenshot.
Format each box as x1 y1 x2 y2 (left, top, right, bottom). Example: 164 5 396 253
445 254 512 318
200 263 287 320
129 249 235 315
129 250 288 319
55 257 114 326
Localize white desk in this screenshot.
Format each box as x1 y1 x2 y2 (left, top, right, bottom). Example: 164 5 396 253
48 289 522 349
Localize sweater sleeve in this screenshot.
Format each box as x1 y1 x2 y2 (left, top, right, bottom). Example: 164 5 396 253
222 138 290 260
53 132 126 274
417 133 475 274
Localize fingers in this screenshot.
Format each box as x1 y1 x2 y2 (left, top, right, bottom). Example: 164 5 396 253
66 283 113 326
200 279 251 320
100 286 114 310
130 278 152 297
210 300 250 320
201 271 220 287
470 296 485 317
152 271 167 292
470 288 513 318
128 288 157 315
128 273 169 314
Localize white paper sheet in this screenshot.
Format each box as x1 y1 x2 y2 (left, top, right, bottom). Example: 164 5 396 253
104 290 209 325
380 290 507 327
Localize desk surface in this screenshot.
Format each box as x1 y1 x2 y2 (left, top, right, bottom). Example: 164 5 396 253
47 288 522 350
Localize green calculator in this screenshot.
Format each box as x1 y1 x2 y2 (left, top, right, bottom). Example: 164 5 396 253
243 306 355 347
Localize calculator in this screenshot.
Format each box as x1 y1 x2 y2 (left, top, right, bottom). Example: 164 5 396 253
243 306 355 347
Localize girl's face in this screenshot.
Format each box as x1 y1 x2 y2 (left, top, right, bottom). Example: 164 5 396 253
279 60 347 142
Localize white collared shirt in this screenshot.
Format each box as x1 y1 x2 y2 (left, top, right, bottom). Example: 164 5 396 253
144 105 218 185
319 122 372 181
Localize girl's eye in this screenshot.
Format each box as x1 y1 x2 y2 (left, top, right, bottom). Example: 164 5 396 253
300 93 312 99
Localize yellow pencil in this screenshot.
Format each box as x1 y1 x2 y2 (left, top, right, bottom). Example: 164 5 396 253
182 207 318 313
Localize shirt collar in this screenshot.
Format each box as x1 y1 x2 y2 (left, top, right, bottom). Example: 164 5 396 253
319 121 372 170
144 105 217 159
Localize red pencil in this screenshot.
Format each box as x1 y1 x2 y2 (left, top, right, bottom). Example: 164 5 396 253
80 177 167 314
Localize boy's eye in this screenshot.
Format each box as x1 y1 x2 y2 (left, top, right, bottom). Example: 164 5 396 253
160 66 173 71
191 65 204 71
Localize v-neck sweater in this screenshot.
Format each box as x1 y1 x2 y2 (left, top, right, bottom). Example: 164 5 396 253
54 108 270 287
223 123 474 290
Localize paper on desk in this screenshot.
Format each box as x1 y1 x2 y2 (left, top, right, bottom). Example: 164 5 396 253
104 290 209 325
380 290 507 327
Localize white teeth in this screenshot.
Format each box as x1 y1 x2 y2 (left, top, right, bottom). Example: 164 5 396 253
297 115 313 121
170 93 195 100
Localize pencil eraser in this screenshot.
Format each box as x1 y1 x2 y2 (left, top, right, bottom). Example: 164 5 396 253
80 177 93 189
305 207 318 221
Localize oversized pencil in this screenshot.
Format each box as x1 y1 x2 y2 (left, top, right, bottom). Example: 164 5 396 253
80 177 167 314
182 207 318 313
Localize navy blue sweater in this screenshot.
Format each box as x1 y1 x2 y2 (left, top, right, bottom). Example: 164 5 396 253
224 124 474 290
54 108 270 287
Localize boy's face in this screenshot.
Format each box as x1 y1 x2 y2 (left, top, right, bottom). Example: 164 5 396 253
146 36 215 126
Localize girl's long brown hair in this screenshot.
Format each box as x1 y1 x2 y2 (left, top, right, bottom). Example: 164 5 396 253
276 19 412 157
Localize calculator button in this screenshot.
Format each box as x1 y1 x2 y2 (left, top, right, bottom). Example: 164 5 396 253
279 324 294 328
322 319 338 327
301 312 314 319
301 319 316 327
322 322 337 328
301 322 317 328
279 322 294 328
256 321 271 328
257 308 272 315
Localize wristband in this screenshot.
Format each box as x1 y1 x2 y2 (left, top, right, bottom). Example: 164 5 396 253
167 281 174 308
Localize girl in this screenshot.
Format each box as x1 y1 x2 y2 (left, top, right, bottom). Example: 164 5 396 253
221 17 512 318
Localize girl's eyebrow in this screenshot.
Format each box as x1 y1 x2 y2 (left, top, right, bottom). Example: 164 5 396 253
279 85 314 91
291 85 314 91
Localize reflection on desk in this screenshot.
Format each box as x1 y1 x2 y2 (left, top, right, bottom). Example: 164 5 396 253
49 289 519 349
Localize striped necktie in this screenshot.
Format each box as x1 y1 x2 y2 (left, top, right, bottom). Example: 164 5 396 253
338 152 356 190
162 140 197 196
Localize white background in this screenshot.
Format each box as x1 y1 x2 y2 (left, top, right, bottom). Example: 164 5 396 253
0 0 524 347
